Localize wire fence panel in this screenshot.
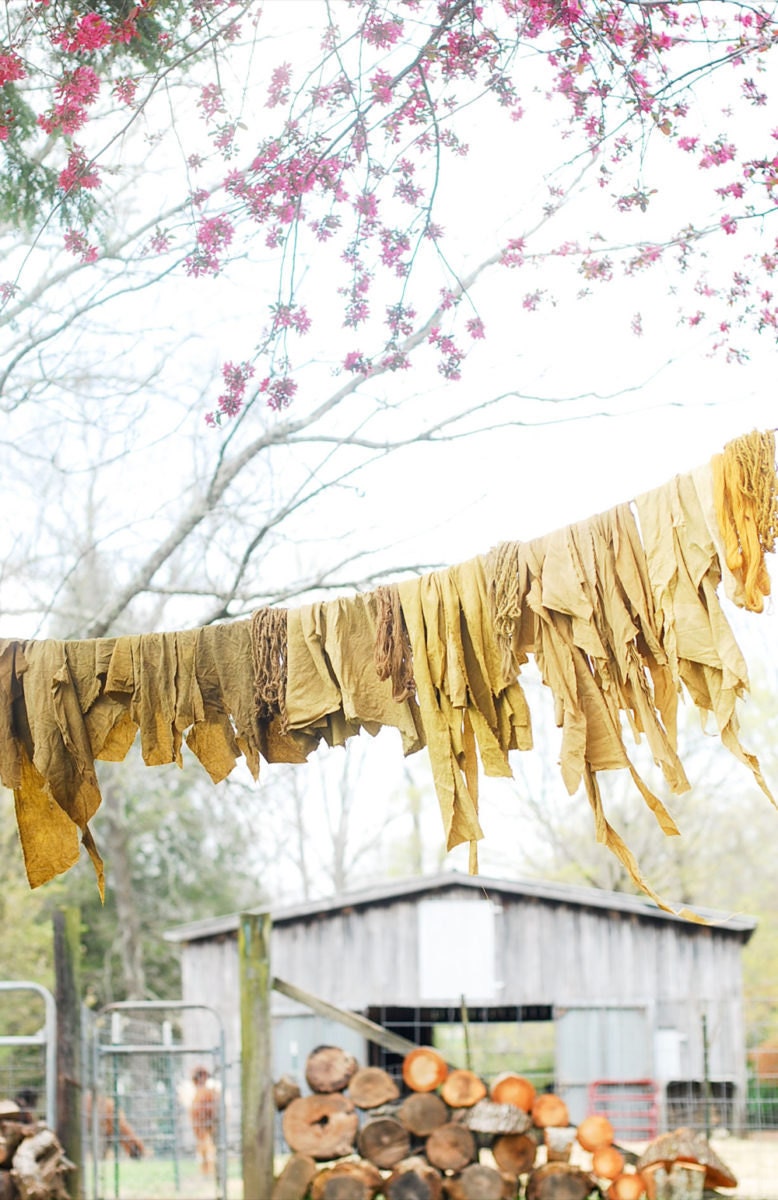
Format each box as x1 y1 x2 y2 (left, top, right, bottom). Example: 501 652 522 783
0 982 56 1128
87 1003 229 1200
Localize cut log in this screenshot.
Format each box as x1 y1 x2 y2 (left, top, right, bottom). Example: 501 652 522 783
635 1127 736 1190
385 1157 443 1200
0 1122 24 1169
11 1129 73 1200
272 1153 318 1200
530 1093 570 1128
576 1114 614 1152
403 1048 448 1093
451 1099 529 1137
593 1145 625 1181
489 1073 536 1113
274 1075 302 1111
282 1094 359 1160
310 1159 384 1200
525 1163 595 1200
399 1093 449 1137
443 1162 507 1200
440 1071 487 1109
544 1126 576 1163
608 1172 649 1200
348 1067 400 1110
0 1171 17 1200
357 1117 411 1169
491 1132 537 1177
306 1045 359 1094
425 1123 477 1172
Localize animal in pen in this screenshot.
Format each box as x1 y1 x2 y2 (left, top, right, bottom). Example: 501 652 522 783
86 1093 145 1159
181 1066 219 1175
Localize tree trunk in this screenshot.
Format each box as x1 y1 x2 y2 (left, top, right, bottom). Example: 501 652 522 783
385 1158 443 1200
347 1067 400 1109
491 1132 537 1178
357 1117 411 1169
272 1153 317 1200
399 1093 449 1137
310 1159 384 1200
101 787 146 999
425 1124 476 1172
440 1072 487 1109
443 1163 509 1200
0 1171 17 1200
306 1047 359 1094
525 1163 595 1200
281 1095 358 1160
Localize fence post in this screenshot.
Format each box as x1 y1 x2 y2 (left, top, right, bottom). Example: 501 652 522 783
239 911 274 1200
53 907 82 1199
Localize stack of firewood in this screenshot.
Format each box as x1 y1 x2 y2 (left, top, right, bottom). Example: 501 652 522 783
271 1046 650 1200
0 1100 72 1200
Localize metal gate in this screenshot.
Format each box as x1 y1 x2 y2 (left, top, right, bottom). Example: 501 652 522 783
0 982 56 1127
90 1002 227 1200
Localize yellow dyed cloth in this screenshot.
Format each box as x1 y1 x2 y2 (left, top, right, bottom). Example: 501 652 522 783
398 557 532 870
711 429 777 614
635 471 774 804
285 594 424 756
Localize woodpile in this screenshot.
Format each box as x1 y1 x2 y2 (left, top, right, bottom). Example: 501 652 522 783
0 1101 73 1200
271 1046 678 1200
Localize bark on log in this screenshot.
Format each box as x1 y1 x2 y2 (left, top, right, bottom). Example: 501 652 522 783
440 1071 487 1109
357 1117 411 1169
491 1132 537 1177
425 1123 477 1172
0 1171 18 1200
0 1124 24 1169
530 1094 570 1129
272 1153 317 1200
402 1049 448 1093
399 1093 449 1137
347 1067 400 1110
282 1095 359 1160
525 1163 595 1200
443 1163 508 1200
453 1100 531 1136
543 1126 576 1163
306 1046 359 1094
385 1159 443 1200
489 1074 536 1113
11 1129 73 1200
274 1076 302 1111
310 1159 384 1200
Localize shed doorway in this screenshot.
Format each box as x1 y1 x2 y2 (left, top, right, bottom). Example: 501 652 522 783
555 1004 654 1134
365 1004 554 1092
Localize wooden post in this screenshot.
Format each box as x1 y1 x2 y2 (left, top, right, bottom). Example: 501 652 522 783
239 911 274 1200
53 907 82 1199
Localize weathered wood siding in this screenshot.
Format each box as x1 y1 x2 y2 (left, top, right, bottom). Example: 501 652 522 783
178 885 749 1102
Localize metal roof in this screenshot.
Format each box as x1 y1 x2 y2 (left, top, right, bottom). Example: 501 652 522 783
164 871 756 944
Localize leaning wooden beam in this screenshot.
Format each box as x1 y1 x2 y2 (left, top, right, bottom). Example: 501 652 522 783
272 976 420 1056
240 912 274 1200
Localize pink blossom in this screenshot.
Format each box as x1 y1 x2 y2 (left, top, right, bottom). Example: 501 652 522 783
364 16 404 47
0 54 25 86
63 227 98 263
58 147 100 193
343 351 370 373
58 13 114 52
113 76 138 106
466 317 485 339
370 70 394 105
721 213 738 235
267 63 291 108
677 136 698 152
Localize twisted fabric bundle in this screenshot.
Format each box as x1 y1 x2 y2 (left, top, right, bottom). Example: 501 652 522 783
712 429 778 613
374 584 416 703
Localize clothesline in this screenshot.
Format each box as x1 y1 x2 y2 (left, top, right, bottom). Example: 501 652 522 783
1 429 776 917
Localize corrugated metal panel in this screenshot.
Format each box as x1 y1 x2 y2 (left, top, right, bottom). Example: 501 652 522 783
556 1005 652 1126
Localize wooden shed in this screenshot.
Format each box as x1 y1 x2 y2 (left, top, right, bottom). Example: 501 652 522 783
164 871 755 1135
